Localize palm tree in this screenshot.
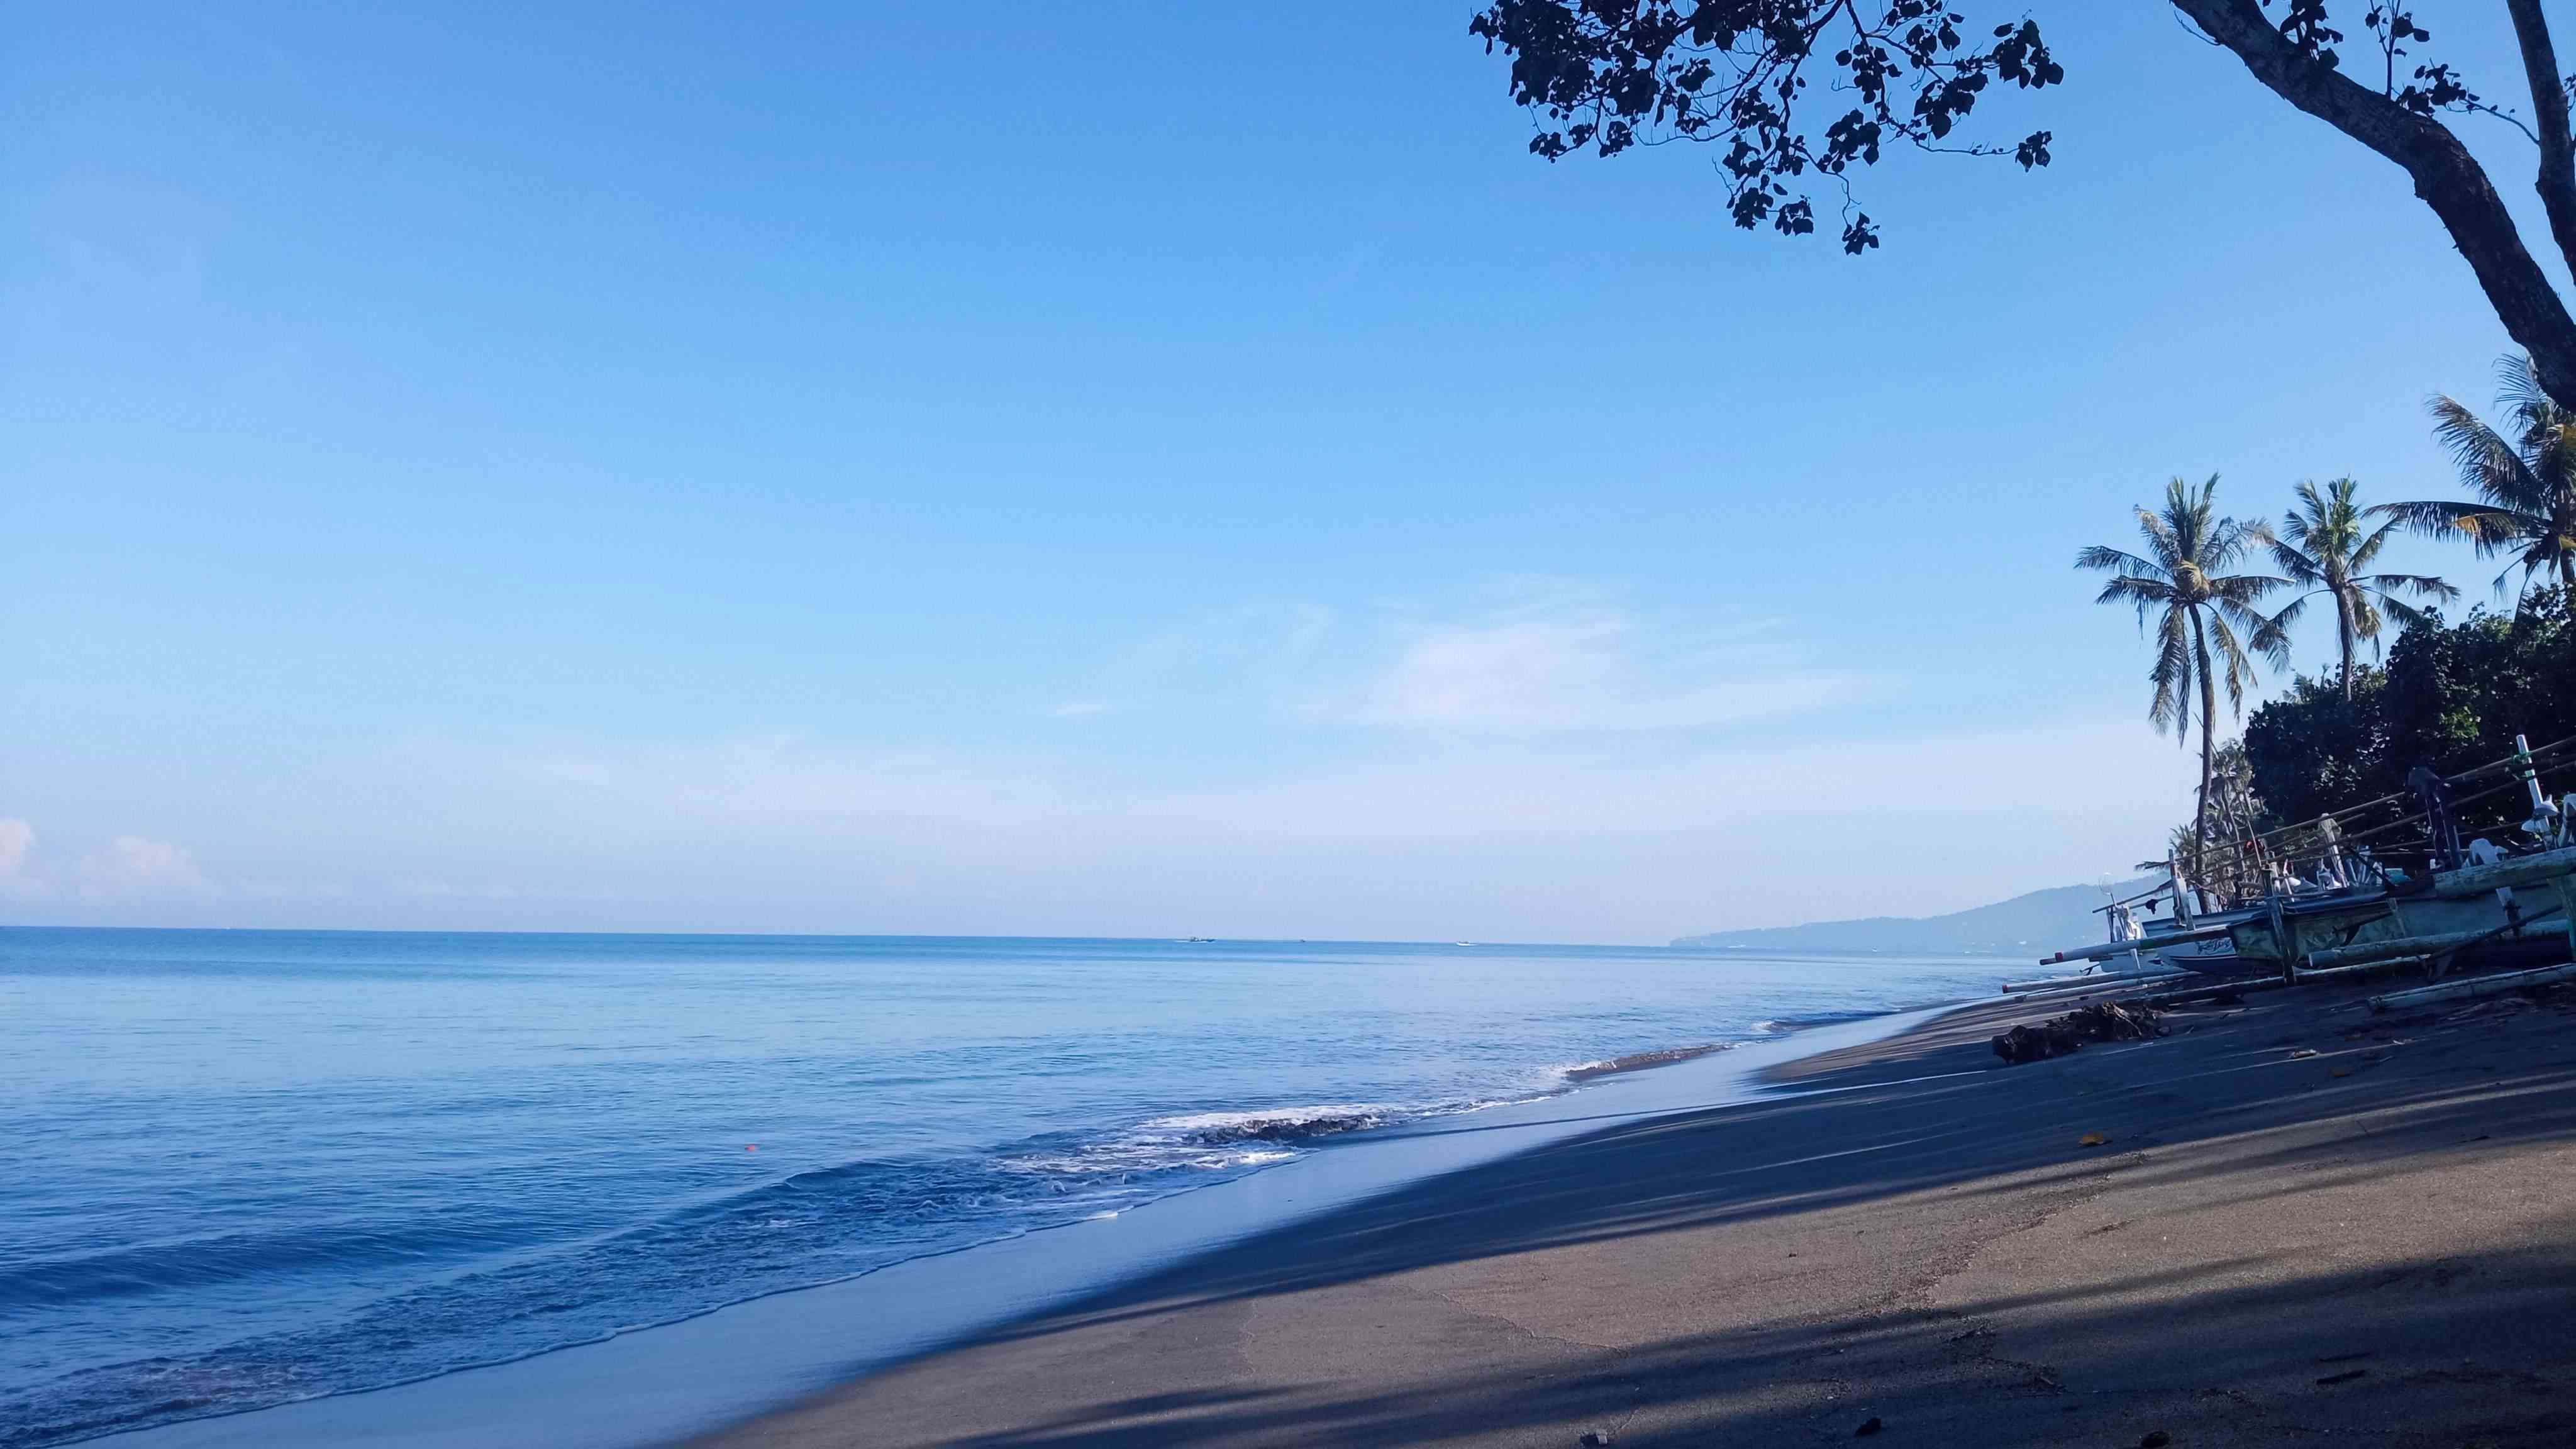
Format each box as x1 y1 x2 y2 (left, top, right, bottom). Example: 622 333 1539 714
2377 354 2576 600
2253 477 2457 699
2078 475 2288 896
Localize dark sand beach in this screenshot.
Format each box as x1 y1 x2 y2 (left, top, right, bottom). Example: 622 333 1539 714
700 977 2576 1448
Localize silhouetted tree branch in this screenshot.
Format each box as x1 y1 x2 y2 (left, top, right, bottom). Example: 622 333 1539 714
1468 1 2576 411
2502 0 2576 277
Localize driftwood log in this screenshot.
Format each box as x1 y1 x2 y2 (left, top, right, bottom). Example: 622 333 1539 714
1992 1000 2165 1065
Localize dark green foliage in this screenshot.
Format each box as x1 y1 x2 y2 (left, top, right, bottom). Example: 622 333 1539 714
2239 670 2386 828
1464 2 2487 252
1466 1 2063 252
1464 4 2576 419
2242 587 2576 827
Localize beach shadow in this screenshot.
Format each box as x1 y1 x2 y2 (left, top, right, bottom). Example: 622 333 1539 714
715 986 2576 1448
976 995 2576 1346
920 1241 2576 1447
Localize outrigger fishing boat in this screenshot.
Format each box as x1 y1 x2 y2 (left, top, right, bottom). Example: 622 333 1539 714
2036 734 2576 989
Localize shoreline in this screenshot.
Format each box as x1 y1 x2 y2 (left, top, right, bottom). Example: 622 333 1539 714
91 992 1971 1449
700 975 2576 1448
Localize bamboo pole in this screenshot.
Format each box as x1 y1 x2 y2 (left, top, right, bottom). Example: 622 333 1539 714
2302 928 2523 972
2429 845 2576 898
2040 921 2231 966
2002 965 2187 995
2367 960 2576 1013
2285 958 2418 985
2144 974 2289 1006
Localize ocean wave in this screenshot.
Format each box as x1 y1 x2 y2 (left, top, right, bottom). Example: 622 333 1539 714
1752 1009 1879 1035
1560 1041 1736 1082
0 1218 533 1311
1155 1105 1391 1146
998 1102 1403 1184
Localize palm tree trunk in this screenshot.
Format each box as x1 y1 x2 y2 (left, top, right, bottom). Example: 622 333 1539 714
2190 609 2218 908
2337 589 2357 699
2560 552 2574 592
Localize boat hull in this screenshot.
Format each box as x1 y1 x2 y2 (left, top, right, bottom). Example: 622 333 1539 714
2226 885 2557 974
2153 934 2249 976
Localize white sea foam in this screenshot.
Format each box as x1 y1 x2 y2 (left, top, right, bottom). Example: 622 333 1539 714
1000 1095 1552 1186
1558 1041 1738 1082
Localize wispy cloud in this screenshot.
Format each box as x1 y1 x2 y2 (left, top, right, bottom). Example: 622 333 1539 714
0 821 226 904
0 819 42 899
1055 581 1854 736
76 835 219 900
1363 597 1847 733
1054 601 1336 721
521 735 1075 833
1128 717 2185 841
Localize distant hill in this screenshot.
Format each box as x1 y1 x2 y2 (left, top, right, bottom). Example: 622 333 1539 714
1672 876 2159 958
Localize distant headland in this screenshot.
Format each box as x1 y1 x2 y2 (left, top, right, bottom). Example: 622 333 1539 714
1672 876 2157 957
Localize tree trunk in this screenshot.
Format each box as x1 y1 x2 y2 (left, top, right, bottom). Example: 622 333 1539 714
2336 587 2357 699
2190 608 2218 908
2502 0 2576 280
2171 0 2576 413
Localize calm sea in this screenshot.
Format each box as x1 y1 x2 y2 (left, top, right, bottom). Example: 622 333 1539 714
0 929 2009 1447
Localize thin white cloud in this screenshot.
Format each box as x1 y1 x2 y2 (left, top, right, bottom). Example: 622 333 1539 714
76 835 219 900
1364 606 1849 733
1065 601 1338 719
520 735 1075 833
1128 717 2185 844
0 818 43 899
1060 583 1851 736
462 711 2190 933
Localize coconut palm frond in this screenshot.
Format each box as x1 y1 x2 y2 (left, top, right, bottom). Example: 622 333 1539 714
2350 514 2407 571
2365 572 2460 603
2135 501 2184 566
2463 508 2547 547
2514 535 2571 588
2207 572 2289 608
2262 590 2318 637
2267 534 2323 583
2093 572 2174 629
2250 591 2307 665
2375 592 2439 638
2493 557 2534 601
2394 357 2575 613
2429 394 2545 513
2527 414 2576 494
2497 351 2553 425
2200 490 2251 565
2204 610 2256 712
2223 594 2294 669
2150 605 2190 738
2371 499 2528 555
2075 545 2162 577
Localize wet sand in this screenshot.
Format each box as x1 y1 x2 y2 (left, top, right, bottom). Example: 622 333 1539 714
699 977 2576 1448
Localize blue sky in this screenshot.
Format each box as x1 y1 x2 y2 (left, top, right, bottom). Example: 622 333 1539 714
2 4 2559 941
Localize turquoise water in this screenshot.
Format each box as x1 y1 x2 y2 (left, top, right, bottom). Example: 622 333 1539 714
0 930 2009 1446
